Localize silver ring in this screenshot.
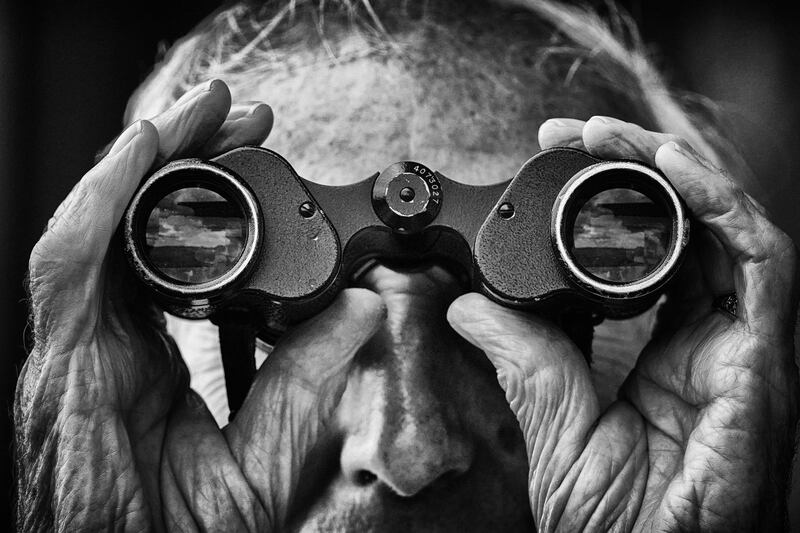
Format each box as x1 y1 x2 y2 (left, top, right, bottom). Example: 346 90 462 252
713 293 738 318
124 159 262 299
551 160 690 300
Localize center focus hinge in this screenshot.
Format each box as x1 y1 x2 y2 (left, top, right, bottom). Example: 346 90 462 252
371 161 442 234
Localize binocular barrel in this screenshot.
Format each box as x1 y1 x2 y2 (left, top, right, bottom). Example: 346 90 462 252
123 147 689 331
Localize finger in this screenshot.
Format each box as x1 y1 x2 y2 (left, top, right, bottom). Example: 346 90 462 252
446 293 600 521
92 79 232 163
202 102 274 157
573 114 763 271
571 115 796 335
162 391 269 531
538 118 586 150
149 78 232 164
29 120 159 323
655 141 797 334
222 101 273 123
224 289 385 530
580 115 681 165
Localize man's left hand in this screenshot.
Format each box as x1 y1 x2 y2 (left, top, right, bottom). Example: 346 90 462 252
447 116 799 532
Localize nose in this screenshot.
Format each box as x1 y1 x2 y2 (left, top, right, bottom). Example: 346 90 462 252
338 267 476 497
339 356 475 497
339 374 475 497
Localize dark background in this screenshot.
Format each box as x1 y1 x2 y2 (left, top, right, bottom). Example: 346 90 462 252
1 1 798 529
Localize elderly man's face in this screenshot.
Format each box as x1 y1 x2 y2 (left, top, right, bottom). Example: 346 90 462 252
293 265 534 530
241 27 553 530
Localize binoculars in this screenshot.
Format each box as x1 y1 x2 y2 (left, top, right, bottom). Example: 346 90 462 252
124 146 690 342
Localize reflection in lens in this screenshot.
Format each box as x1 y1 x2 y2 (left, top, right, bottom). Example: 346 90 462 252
570 188 671 283
144 187 246 284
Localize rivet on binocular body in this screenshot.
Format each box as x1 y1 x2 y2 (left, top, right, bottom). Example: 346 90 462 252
299 202 316 218
498 203 515 219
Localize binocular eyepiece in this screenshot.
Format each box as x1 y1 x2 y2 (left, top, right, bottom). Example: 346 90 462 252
124 147 689 337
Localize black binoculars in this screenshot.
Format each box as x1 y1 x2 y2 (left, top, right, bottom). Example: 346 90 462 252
124 146 689 342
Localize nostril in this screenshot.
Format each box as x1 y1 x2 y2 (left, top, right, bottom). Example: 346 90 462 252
354 469 378 486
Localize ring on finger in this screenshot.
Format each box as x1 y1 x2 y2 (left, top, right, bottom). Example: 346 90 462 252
713 293 738 319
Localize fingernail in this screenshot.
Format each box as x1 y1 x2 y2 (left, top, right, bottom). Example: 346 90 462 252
173 79 221 107
591 115 614 124
246 102 270 117
205 79 223 93
667 141 705 166
665 141 692 159
108 121 143 156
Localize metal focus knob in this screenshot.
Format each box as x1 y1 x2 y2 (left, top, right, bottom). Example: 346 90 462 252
371 161 442 234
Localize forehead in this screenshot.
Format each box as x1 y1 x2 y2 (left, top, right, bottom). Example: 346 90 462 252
235 21 582 185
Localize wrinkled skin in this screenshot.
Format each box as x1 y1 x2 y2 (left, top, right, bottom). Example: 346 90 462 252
15 78 799 532
288 264 534 531
453 116 800 531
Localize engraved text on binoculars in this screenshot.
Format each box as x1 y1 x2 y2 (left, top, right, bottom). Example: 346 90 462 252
411 165 441 204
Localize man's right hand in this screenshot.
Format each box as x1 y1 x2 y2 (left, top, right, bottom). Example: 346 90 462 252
14 80 385 531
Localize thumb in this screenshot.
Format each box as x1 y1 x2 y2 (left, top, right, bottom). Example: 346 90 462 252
224 288 385 530
446 293 599 520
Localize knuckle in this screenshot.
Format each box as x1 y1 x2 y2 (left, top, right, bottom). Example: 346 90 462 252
690 175 740 221
728 184 750 215
768 228 796 266
738 195 795 265
27 228 101 302
27 235 71 287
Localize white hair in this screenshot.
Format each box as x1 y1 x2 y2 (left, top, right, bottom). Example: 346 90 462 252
124 0 755 192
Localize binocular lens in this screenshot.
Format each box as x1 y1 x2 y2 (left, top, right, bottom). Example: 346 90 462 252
144 186 247 284
570 188 671 283
553 161 687 301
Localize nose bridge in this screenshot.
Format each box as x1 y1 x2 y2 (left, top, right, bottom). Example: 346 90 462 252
340 295 475 497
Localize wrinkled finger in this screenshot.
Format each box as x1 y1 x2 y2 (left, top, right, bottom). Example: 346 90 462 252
568 115 796 334
162 391 269 531
446 293 600 522
202 102 274 157
538 118 586 150
655 142 797 334
224 289 385 530
580 115 681 165
93 79 232 163
29 120 158 305
149 78 232 164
